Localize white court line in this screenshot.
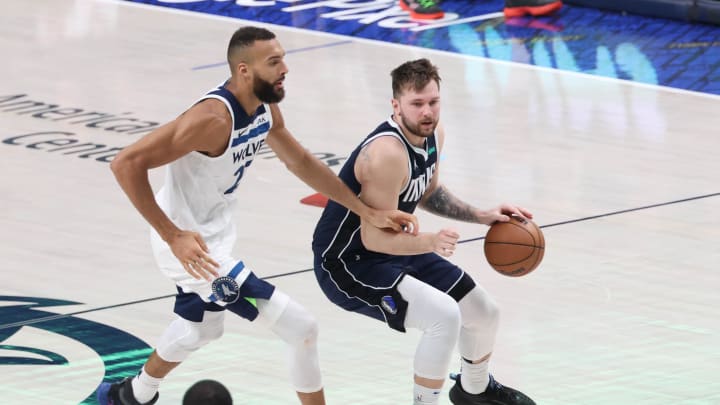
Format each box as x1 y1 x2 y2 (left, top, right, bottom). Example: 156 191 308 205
101 0 720 102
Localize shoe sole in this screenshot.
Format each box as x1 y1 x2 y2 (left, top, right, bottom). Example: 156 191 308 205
96 383 112 405
504 1 562 18
398 1 445 20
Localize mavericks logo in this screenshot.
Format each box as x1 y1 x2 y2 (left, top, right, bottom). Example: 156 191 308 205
381 295 398 314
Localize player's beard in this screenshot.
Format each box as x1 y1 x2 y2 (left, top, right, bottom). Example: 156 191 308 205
400 113 437 138
253 75 285 104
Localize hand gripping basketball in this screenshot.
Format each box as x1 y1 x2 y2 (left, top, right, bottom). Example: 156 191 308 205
483 215 545 277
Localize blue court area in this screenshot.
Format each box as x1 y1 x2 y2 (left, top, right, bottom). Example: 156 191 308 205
127 0 720 95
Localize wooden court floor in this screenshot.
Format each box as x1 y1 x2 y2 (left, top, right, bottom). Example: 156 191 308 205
1 1 719 404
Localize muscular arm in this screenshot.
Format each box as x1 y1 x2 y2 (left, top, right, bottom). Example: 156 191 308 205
265 104 417 233
111 101 229 241
422 184 534 226
110 100 227 279
420 184 494 224
356 137 438 255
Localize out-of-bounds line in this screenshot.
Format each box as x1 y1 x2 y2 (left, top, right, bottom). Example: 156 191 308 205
0 268 313 331
191 39 353 70
459 191 720 244
3 192 716 330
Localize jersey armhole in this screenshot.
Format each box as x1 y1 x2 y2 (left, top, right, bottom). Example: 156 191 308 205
359 132 412 194
190 94 234 159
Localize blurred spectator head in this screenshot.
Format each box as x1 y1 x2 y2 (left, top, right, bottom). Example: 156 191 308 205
182 379 233 405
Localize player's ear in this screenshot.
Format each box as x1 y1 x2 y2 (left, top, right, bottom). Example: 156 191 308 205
237 62 249 77
391 98 400 114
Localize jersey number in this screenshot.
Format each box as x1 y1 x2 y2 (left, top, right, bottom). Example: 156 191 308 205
224 162 251 194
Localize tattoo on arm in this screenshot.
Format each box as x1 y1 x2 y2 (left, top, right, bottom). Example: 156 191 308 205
421 185 478 222
359 146 371 163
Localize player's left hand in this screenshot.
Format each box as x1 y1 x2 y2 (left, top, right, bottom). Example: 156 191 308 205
368 209 419 234
487 203 533 224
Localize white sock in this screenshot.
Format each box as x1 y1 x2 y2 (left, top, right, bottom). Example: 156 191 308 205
131 367 163 403
413 383 441 405
460 358 490 395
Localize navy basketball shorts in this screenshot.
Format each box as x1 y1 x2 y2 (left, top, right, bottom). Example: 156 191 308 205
314 252 475 332
173 264 275 323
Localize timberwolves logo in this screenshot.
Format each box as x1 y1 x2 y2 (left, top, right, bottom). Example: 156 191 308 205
0 296 152 405
211 276 240 303
381 295 398 315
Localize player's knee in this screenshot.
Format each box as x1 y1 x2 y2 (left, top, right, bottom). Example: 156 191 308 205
486 296 500 324
460 288 500 330
403 279 461 336
197 322 225 343
287 310 318 348
271 300 319 348
298 315 319 347
175 327 205 351
432 293 462 334
444 299 462 332
178 320 224 351
479 291 500 326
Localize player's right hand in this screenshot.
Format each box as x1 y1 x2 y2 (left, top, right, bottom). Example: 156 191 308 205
369 209 419 235
432 228 460 257
168 230 220 281
486 203 533 224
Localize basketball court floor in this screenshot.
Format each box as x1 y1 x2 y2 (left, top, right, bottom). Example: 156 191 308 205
1 1 719 404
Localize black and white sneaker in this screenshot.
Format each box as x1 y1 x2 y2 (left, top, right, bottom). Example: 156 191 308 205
449 374 535 405
96 377 159 405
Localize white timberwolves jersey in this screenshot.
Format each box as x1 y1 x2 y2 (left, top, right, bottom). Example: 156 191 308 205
154 82 273 249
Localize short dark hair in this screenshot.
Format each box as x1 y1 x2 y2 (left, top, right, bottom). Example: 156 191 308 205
227 26 276 65
182 379 233 405
390 58 441 98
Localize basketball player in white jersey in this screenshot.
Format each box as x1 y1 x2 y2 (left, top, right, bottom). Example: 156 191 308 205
96 26 417 405
312 59 535 405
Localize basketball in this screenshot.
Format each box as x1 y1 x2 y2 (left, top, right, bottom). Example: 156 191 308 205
483 215 545 277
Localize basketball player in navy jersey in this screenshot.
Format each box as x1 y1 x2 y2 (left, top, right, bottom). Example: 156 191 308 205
96 26 417 405
312 58 535 405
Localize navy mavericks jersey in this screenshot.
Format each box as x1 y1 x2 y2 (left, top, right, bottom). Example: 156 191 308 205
312 117 438 260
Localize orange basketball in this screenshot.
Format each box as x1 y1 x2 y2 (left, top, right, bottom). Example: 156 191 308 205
483 215 545 277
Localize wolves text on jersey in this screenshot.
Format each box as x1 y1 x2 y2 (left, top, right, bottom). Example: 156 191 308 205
225 120 270 195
